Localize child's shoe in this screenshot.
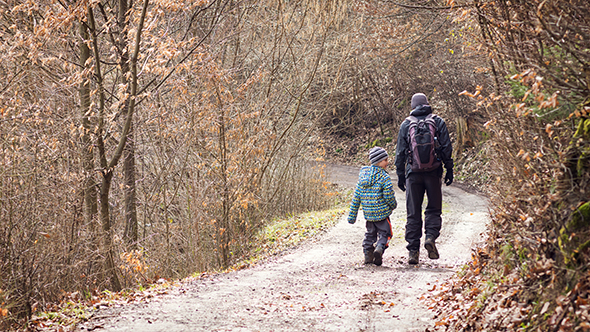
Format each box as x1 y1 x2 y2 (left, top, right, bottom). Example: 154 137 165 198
408 250 419 265
363 248 375 264
373 244 385 266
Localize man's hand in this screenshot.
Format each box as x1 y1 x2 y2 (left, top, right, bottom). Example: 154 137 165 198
397 175 406 192
444 168 453 186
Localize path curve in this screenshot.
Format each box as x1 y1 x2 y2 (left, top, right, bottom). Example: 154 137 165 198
78 164 489 332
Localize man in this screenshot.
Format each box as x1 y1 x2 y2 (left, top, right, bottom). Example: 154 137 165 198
394 93 453 265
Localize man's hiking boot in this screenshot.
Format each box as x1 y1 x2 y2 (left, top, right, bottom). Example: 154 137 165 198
373 244 385 266
424 237 439 259
408 250 419 265
364 248 375 264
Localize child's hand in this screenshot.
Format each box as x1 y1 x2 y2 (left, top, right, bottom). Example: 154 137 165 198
348 219 355 224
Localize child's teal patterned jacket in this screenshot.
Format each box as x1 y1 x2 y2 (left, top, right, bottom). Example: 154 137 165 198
348 165 397 223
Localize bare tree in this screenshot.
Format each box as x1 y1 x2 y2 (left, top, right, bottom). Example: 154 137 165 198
0 0 344 326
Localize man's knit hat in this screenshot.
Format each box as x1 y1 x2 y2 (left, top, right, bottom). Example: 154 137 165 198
411 93 429 109
369 147 388 165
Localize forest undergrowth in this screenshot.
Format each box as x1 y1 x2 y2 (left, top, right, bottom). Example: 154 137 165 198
27 204 348 331
421 1 590 331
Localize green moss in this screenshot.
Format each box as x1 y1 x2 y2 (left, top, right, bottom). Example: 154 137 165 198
559 202 590 266
573 118 590 138
505 77 530 101
501 243 515 269
575 119 590 176
572 202 590 231
398 99 407 109
367 137 393 149
583 119 590 136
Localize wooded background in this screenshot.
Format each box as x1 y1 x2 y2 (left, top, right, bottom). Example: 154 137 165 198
1 0 345 322
1 0 589 330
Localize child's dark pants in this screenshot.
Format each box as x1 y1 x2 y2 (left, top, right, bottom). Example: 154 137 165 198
363 217 392 250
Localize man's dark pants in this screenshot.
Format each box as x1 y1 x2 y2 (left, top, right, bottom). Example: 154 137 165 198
405 170 442 252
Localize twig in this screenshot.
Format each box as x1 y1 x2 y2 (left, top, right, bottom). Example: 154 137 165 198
386 0 476 10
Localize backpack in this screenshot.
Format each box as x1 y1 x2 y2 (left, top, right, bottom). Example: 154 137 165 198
406 114 441 172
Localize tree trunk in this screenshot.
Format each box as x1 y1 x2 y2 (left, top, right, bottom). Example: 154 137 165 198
215 83 230 269
87 0 149 290
123 123 138 249
117 0 139 250
100 170 122 291
79 20 100 263
454 116 473 158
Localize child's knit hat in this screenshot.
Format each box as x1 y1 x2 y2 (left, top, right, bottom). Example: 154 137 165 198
369 147 388 165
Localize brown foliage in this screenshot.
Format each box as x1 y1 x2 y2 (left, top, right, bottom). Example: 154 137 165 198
426 0 590 330
0 0 341 328
313 1 491 164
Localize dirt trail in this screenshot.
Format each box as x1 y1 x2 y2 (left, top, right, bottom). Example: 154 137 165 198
78 164 489 332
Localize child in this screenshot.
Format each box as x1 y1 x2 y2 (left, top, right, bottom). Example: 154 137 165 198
348 147 397 266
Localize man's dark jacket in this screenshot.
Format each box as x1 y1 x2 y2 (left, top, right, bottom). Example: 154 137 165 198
394 105 453 178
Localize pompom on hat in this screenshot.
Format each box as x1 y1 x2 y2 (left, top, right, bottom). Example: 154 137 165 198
369 147 388 165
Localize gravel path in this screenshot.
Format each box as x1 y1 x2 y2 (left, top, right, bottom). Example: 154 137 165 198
77 164 489 332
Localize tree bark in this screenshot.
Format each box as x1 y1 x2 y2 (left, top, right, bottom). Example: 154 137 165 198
123 123 138 249
214 83 230 268
99 170 122 291
79 19 100 270
116 0 139 250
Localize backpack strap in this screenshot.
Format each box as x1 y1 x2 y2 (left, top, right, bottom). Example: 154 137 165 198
426 114 442 151
424 113 436 127
406 114 436 133
420 114 438 136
